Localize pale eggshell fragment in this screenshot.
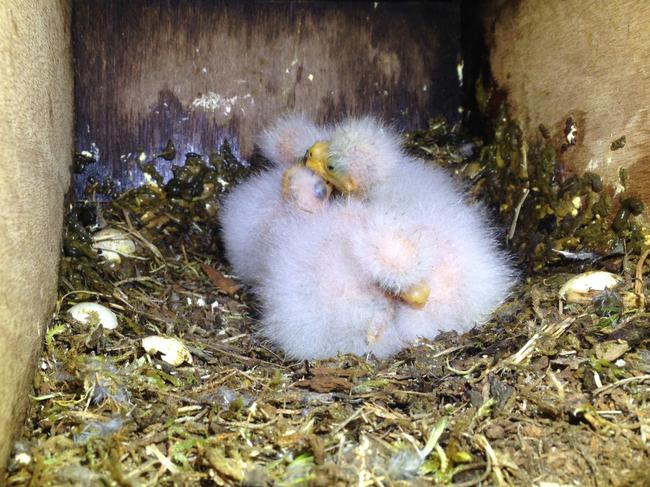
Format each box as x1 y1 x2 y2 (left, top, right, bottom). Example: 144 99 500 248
13 452 31 466
142 336 193 366
559 271 624 304
92 228 136 263
68 302 118 330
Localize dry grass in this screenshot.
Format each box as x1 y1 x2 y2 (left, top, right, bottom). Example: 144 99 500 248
5 120 650 486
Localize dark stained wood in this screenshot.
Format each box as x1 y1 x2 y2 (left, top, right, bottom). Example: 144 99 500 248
73 0 461 191
486 0 650 219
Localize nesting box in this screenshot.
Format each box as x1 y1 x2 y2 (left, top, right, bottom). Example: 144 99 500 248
1 0 649 482
0 0 462 471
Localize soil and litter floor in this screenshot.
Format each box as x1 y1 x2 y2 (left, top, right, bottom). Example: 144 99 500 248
4 112 650 486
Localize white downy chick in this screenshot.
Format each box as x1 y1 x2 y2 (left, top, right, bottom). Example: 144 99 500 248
220 165 330 286
381 159 515 341
257 114 330 167
258 199 432 360
304 116 515 342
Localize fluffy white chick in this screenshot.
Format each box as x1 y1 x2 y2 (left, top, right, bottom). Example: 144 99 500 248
221 114 330 285
258 199 433 360
257 114 329 167
220 165 330 286
382 159 515 342
303 116 515 341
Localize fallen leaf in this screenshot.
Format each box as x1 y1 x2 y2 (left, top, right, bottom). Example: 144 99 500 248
295 375 353 393
202 263 242 296
594 340 629 362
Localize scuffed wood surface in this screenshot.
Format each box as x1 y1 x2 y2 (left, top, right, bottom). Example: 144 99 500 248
0 0 73 473
487 0 650 215
74 0 461 190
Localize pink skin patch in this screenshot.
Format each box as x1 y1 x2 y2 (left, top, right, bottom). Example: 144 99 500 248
375 235 418 288
426 248 460 309
277 129 300 163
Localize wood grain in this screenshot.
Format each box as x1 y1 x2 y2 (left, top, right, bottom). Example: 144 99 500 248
73 0 461 192
0 0 73 473
487 0 650 217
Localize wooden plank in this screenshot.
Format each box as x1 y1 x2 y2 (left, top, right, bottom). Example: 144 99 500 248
0 0 73 473
73 0 461 191
487 0 650 216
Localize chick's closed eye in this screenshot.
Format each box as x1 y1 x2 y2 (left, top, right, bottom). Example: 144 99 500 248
313 181 329 201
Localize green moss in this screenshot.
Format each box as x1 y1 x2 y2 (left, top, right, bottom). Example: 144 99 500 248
404 100 649 270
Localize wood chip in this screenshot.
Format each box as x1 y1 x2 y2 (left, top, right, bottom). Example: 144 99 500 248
295 375 353 393
201 263 242 296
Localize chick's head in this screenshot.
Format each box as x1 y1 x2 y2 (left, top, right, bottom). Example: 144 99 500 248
304 117 403 197
348 202 433 308
282 165 332 213
257 115 328 167
305 141 360 195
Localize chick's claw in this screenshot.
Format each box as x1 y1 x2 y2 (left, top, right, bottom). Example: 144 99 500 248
399 280 431 309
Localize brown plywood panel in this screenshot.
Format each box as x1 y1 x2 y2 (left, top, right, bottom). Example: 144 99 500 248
487 0 650 217
73 0 461 191
0 0 73 473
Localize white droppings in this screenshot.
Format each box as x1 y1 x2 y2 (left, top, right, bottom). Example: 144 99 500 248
190 91 253 116
90 142 100 160
613 181 625 196
143 172 159 188
566 122 577 144
14 453 31 466
307 73 314 81
571 196 582 209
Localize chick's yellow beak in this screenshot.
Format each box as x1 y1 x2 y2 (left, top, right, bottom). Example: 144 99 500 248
304 141 329 177
304 141 360 195
399 281 431 309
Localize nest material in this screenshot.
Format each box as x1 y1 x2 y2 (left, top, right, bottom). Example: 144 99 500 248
5 116 650 486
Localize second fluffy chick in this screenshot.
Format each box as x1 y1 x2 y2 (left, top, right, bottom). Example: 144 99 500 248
258 198 432 359
305 117 516 344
